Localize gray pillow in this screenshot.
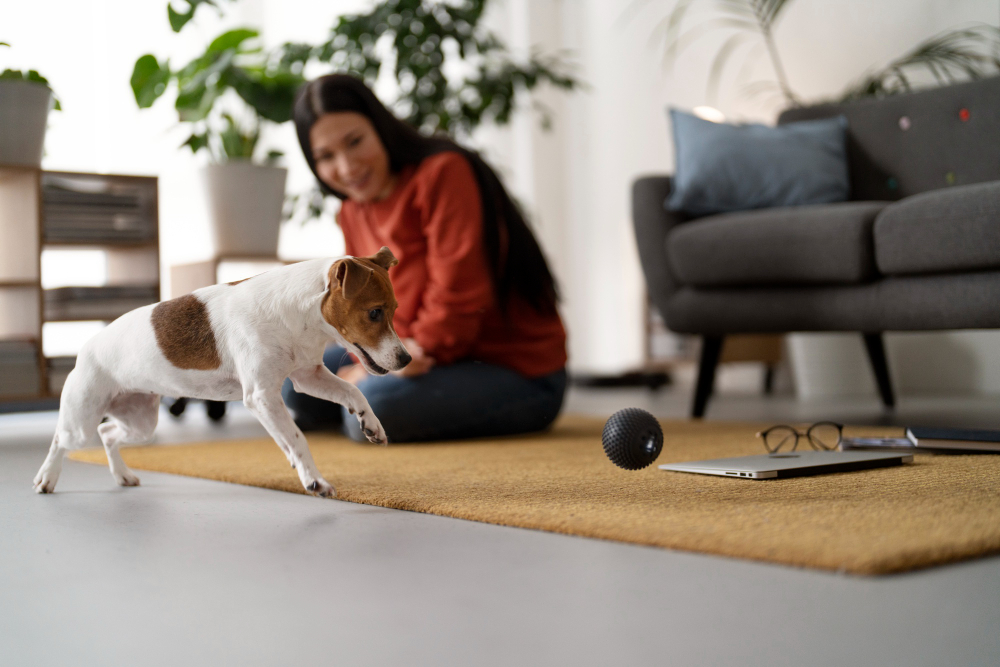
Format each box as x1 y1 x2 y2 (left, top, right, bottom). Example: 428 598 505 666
667 108 850 216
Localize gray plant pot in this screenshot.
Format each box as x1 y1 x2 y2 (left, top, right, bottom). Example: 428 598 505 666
202 162 288 257
0 80 53 167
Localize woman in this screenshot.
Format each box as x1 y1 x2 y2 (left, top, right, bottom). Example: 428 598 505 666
283 74 567 442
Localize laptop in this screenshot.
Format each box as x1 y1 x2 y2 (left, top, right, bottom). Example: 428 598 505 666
658 450 913 480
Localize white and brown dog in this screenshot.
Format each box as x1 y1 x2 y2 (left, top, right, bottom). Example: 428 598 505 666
33 247 410 498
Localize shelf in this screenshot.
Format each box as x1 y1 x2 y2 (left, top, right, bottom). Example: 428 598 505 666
43 239 159 249
0 391 48 401
0 162 41 172
0 169 159 408
43 284 160 322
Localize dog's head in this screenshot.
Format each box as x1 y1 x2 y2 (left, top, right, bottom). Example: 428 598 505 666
322 247 411 375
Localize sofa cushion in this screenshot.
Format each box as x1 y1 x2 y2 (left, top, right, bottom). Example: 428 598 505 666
874 181 1000 276
667 109 851 215
667 202 887 287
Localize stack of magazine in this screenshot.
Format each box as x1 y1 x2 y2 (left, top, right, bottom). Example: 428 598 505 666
42 174 157 244
44 285 160 321
0 340 40 397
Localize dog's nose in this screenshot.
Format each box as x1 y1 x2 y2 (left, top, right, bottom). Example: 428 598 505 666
397 348 412 368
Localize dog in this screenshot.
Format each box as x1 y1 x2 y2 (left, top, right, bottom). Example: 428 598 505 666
33 246 410 498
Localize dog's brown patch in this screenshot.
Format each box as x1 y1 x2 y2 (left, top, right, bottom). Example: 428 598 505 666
151 294 222 370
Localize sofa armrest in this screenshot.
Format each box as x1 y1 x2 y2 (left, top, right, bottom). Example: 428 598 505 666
631 175 690 323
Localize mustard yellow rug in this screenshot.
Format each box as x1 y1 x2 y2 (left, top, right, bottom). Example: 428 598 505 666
68 415 1000 575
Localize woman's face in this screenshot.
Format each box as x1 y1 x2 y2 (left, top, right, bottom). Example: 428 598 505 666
310 112 396 202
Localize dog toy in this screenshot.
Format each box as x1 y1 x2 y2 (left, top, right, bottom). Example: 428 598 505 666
602 408 663 470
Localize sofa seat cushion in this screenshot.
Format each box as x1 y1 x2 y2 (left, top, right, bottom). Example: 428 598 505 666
874 181 1000 276
667 202 887 288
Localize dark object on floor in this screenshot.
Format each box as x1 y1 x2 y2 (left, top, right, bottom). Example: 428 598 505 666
571 371 671 390
166 397 227 422
602 408 664 470
633 75 1000 418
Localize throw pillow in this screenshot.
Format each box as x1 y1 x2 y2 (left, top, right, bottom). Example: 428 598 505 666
666 108 850 216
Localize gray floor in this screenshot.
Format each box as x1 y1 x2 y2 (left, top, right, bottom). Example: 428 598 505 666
3 380 1000 666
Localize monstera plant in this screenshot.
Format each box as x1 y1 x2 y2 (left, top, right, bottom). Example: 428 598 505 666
131 28 305 255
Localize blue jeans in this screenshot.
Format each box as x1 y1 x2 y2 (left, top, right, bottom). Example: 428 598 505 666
282 346 567 443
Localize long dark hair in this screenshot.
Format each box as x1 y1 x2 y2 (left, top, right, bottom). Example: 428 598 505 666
293 73 558 313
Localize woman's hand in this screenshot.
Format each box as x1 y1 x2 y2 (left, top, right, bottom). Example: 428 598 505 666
393 338 435 378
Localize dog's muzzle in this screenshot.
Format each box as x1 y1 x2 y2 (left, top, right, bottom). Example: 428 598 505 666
355 345 389 375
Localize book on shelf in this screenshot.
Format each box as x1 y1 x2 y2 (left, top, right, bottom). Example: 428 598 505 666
42 173 157 244
44 285 160 320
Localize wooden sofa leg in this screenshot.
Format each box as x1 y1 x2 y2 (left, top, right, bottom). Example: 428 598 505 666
863 333 896 409
692 336 724 419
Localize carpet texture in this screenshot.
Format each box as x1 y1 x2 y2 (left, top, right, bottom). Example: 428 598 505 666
68 415 1000 574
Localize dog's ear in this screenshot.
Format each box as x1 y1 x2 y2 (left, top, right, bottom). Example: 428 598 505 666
333 258 372 300
367 246 398 271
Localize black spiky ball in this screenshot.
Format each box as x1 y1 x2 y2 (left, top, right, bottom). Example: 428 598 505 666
602 408 664 470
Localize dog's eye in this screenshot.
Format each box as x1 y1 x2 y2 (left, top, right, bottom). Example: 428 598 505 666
368 308 383 323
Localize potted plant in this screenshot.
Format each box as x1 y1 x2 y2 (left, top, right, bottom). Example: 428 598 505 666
0 42 60 168
131 28 303 256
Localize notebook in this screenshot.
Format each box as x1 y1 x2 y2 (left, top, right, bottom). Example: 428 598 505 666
905 427 1000 453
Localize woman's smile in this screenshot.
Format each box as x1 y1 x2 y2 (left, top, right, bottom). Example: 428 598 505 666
310 112 396 203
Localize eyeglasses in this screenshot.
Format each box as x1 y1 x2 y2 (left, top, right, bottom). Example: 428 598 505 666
756 422 843 454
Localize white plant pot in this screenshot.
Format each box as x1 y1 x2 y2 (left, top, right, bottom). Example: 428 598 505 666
0 80 53 167
202 162 287 257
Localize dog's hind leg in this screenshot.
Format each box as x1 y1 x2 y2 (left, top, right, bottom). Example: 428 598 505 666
34 371 109 494
99 393 160 487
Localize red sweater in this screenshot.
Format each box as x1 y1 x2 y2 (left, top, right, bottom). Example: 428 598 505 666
337 151 567 378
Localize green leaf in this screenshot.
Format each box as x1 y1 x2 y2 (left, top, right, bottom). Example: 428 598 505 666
181 131 210 154
168 0 223 33
207 28 258 53
131 54 170 107
229 66 304 123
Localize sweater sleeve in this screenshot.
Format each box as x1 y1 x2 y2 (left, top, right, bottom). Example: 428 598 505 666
336 204 358 257
409 153 495 364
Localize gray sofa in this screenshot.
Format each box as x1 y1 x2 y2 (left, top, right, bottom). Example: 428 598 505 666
633 75 1000 417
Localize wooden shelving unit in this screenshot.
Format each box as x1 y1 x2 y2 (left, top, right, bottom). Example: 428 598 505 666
0 165 158 410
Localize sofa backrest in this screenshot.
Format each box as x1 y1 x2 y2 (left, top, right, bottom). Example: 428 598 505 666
778 75 1000 202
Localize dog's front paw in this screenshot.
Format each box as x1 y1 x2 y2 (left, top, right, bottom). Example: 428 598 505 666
356 410 387 445
306 478 337 498
33 471 58 494
114 469 141 487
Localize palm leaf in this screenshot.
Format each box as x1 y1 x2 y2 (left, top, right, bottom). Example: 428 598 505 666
707 32 756 102
841 25 1000 101
633 0 800 106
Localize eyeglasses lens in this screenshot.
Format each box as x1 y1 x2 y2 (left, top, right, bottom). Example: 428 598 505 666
764 426 797 453
808 423 841 450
